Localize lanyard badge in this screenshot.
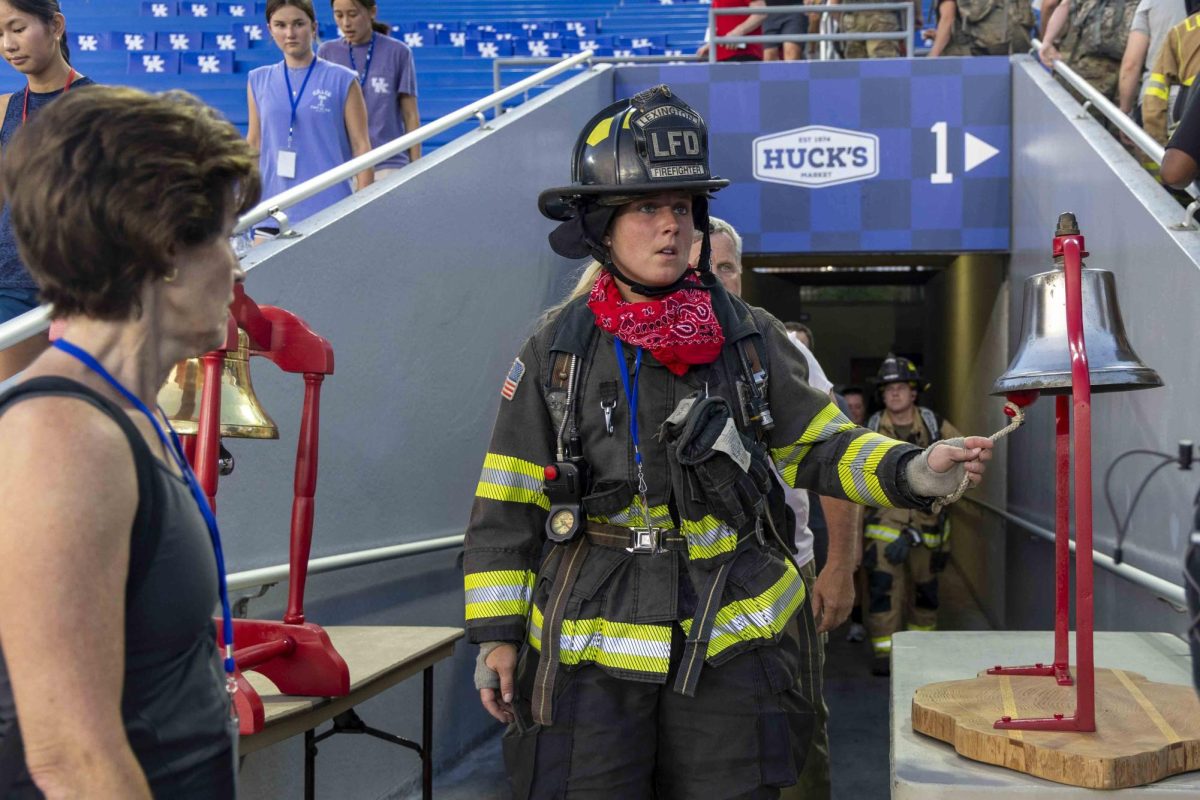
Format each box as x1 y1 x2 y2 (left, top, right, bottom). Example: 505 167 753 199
51 340 238 700
614 339 663 553
346 32 376 88
280 58 317 177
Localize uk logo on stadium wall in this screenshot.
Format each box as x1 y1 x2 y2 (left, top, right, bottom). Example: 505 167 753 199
752 125 879 189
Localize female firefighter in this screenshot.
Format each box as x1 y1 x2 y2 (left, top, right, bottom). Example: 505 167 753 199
463 85 993 798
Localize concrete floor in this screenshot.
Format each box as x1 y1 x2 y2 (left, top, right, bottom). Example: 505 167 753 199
416 562 991 800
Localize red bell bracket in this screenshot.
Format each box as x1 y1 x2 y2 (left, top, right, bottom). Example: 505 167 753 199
191 286 347 736
215 618 350 735
987 389 1073 688
990 230 1097 732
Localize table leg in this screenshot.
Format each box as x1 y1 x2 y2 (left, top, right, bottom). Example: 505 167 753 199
423 666 433 800
305 728 316 800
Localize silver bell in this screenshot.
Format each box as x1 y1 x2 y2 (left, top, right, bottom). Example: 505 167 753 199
993 263 1162 396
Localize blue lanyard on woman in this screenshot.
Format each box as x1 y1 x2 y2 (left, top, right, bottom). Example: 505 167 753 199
613 339 653 530
51 340 237 689
347 32 376 88
283 57 318 149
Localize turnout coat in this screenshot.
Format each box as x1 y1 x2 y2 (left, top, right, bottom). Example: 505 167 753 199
464 285 933 687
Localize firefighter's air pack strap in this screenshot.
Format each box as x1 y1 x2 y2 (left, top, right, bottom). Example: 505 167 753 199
531 535 591 726
674 561 733 697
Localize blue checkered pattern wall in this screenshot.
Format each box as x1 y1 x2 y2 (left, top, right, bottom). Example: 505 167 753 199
614 58 1011 255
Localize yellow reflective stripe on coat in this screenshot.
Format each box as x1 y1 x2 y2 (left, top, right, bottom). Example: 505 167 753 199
866 524 901 542
837 432 903 506
871 635 892 653
1146 85 1169 100
589 502 674 529
770 402 857 486
464 569 536 621
922 532 944 548
680 561 807 660
475 452 549 510
528 604 672 675
906 622 937 631
680 514 740 560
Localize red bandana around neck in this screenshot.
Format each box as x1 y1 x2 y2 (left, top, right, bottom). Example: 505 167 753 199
586 270 725 375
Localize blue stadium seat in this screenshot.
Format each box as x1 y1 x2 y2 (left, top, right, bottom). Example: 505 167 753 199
12 0 710 153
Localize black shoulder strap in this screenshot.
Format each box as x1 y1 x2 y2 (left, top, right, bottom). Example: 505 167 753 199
0 377 164 793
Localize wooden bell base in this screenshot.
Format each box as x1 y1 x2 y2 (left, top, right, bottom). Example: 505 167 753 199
912 668 1200 789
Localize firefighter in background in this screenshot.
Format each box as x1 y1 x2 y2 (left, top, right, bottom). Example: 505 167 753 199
862 355 964 676
1142 8 1200 145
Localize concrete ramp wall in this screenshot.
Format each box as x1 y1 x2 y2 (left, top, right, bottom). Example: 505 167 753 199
980 58 1200 638
229 66 612 798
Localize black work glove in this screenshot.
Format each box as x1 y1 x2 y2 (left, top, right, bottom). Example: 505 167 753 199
930 549 951 573
884 535 913 566
884 527 922 565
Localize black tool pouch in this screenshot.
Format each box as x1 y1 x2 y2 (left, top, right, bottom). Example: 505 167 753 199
664 393 772 534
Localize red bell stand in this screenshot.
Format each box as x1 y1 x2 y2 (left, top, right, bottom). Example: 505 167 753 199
189 285 349 735
987 229 1097 732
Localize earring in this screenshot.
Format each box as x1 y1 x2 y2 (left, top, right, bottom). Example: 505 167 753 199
163 267 178 283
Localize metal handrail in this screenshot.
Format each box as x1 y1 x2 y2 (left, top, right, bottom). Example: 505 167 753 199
0 51 595 352
227 533 464 593
225 496 1189 604
0 304 51 353
964 497 1187 607
493 54 697 96
708 3 915 62
1031 37 1200 228
233 49 594 236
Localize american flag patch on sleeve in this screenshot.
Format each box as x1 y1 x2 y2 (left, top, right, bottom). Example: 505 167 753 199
501 357 526 401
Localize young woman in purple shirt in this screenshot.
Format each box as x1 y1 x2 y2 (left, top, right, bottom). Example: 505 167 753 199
319 0 421 177
247 0 373 237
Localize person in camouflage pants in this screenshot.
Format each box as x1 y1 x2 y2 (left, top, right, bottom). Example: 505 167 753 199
841 0 907 58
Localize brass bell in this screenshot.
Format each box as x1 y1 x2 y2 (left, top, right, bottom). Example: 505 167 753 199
158 328 280 439
992 239 1161 396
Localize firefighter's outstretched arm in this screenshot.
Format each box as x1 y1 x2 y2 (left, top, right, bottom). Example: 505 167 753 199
758 312 991 507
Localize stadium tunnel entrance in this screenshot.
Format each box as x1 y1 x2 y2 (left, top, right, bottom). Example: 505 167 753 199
742 252 1007 429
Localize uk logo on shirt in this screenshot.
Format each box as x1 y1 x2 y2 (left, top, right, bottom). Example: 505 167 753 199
370 77 389 94
310 88 332 112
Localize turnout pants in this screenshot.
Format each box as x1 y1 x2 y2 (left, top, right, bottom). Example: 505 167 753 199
502 599 821 799
779 561 831 800
863 539 940 660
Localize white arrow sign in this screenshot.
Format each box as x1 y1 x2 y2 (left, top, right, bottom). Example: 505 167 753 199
965 132 999 172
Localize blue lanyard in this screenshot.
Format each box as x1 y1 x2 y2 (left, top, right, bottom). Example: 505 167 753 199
283 57 317 148
346 33 376 88
52 339 236 680
614 339 653 528
613 339 643 461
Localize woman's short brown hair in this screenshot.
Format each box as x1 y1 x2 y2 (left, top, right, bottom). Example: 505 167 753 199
1 86 261 320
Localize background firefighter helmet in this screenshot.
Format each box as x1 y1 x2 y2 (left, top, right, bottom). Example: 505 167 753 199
875 353 929 392
539 85 730 295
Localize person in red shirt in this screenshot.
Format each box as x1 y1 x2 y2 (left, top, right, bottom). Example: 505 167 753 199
698 0 768 61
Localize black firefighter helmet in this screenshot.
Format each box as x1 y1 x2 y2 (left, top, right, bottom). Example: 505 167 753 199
874 354 929 393
538 85 730 297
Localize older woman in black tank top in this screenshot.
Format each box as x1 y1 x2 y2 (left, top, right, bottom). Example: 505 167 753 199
0 87 260 797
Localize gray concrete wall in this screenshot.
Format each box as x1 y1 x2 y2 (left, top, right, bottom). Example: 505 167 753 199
220 66 614 799
1002 58 1200 638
